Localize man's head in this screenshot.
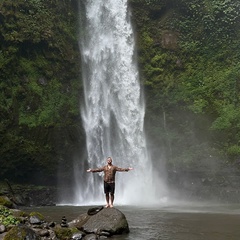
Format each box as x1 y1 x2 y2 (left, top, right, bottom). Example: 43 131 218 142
107 157 112 165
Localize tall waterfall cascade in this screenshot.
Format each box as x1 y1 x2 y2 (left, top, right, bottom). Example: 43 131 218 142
76 0 166 205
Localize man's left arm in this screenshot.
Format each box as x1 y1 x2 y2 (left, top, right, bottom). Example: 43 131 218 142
115 167 133 172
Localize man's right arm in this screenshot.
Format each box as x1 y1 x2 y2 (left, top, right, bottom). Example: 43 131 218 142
87 167 104 173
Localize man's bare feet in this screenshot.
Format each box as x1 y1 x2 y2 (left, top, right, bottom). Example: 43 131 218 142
105 204 110 208
109 204 113 208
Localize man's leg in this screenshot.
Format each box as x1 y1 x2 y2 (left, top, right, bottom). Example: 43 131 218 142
105 194 110 208
104 182 110 208
109 182 115 208
110 193 114 208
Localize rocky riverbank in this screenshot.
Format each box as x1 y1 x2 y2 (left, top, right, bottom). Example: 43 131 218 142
0 181 130 239
0 205 129 240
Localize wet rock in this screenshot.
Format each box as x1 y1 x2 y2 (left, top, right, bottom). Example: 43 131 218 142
0 232 7 240
4 225 40 240
29 215 42 225
83 233 98 240
72 231 86 239
48 221 56 228
87 206 103 215
48 229 58 239
0 224 5 233
0 196 13 208
97 230 111 237
74 208 129 236
38 229 50 237
61 216 69 227
54 227 75 239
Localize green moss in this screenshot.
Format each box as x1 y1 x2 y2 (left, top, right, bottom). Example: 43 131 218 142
55 227 78 240
4 225 40 240
11 209 28 218
29 211 45 221
0 196 13 208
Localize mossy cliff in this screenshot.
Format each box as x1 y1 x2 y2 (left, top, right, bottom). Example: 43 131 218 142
0 0 84 184
130 0 240 173
1 0 240 186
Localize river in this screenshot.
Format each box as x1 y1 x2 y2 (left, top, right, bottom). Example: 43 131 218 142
23 202 240 240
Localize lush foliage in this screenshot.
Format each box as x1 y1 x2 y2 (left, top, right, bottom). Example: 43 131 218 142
1 0 240 183
130 0 240 170
0 206 20 226
0 0 83 183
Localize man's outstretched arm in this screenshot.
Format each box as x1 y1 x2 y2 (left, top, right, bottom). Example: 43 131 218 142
116 167 134 172
86 167 104 173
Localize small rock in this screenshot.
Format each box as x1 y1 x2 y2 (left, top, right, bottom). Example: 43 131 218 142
83 233 98 240
72 232 85 239
61 216 68 227
0 224 6 233
39 229 50 237
48 221 56 228
99 230 110 237
48 229 58 239
30 215 42 225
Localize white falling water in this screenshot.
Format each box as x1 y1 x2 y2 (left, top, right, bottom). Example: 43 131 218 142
76 0 165 205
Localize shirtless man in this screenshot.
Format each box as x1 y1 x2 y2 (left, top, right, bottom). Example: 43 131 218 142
87 157 133 208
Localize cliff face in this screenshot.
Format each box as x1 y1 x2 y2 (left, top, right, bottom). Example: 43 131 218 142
0 0 84 184
1 0 240 187
128 1 240 199
129 0 240 200
130 0 240 169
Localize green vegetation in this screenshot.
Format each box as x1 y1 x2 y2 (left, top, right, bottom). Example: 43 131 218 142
4 225 39 240
130 0 240 170
0 0 84 183
1 0 240 183
0 197 13 208
29 211 45 221
55 227 79 240
0 205 20 226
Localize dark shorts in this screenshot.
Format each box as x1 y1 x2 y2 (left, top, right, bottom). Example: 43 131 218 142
104 181 115 194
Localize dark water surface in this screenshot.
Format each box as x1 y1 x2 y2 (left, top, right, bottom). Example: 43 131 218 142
23 203 240 240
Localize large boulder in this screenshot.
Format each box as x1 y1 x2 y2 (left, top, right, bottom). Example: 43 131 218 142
83 208 129 234
70 208 129 237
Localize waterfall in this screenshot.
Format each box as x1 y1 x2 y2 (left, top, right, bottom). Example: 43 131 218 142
75 0 164 205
